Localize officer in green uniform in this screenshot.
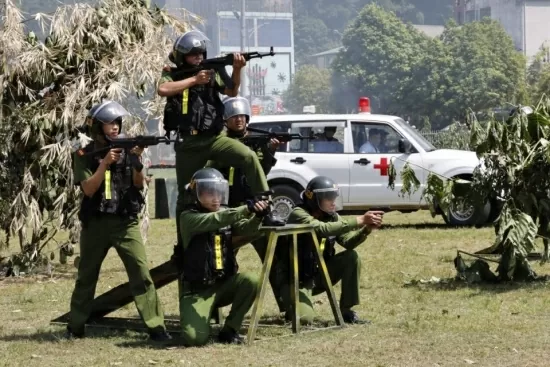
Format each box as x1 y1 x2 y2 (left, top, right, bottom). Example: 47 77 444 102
273 176 385 325
205 96 286 310
157 30 284 271
178 168 270 345
67 100 170 342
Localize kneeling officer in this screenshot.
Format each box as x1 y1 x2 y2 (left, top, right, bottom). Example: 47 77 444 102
67 100 170 341
274 176 384 325
178 168 269 345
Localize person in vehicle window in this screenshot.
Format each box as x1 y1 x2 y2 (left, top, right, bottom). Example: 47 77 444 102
272 176 384 325
313 127 343 153
359 128 387 153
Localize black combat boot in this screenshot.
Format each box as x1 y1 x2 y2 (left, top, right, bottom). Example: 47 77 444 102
218 326 245 344
341 310 372 325
261 208 286 227
149 329 173 342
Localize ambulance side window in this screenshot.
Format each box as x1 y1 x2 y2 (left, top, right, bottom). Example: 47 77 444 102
351 122 403 154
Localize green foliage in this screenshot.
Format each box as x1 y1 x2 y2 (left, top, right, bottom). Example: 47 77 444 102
527 46 550 104
0 0 190 273
332 7 527 129
391 96 550 281
283 65 333 113
331 4 429 115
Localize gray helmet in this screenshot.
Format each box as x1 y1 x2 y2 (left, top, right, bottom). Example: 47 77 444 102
188 168 229 208
223 97 251 122
89 100 129 124
171 30 208 67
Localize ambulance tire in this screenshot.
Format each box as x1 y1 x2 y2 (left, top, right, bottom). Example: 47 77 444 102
271 184 301 221
443 198 491 227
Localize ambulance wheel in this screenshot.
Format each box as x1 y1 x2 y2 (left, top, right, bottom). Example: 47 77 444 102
444 197 491 226
271 184 301 221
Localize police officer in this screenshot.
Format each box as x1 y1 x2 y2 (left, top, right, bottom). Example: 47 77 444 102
205 96 286 310
273 176 384 325
157 30 284 269
67 100 170 342
206 96 281 207
178 168 269 345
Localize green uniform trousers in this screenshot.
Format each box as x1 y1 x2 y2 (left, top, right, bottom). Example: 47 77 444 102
178 272 259 346
174 134 269 240
279 249 361 325
68 215 165 334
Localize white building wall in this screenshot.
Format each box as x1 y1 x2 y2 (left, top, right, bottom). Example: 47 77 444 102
525 1 550 58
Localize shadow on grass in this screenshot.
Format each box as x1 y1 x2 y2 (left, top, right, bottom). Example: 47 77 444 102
403 276 550 295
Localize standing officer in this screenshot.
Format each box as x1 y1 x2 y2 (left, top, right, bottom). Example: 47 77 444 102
178 168 269 345
273 176 384 325
67 100 170 342
157 30 284 269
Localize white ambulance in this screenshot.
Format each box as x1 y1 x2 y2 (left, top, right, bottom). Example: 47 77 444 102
249 97 494 226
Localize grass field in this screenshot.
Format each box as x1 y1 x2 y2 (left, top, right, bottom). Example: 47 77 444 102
1 173 550 366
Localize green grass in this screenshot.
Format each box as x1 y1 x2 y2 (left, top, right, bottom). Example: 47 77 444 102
2 209 550 366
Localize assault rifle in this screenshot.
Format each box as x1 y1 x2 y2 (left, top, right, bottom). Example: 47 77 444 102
171 47 276 89
76 134 179 157
241 126 314 151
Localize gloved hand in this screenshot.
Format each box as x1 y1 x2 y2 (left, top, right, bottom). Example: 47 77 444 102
246 198 270 217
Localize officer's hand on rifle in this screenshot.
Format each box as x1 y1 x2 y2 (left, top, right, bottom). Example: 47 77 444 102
363 211 384 230
232 53 246 70
130 146 144 156
246 198 270 217
194 70 212 85
102 148 122 166
268 138 282 151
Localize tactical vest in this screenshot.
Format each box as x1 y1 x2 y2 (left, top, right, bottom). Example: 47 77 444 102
78 143 144 226
181 208 238 286
163 68 224 136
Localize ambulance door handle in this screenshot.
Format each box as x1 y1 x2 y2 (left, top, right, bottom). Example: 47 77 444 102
353 158 371 165
290 157 306 164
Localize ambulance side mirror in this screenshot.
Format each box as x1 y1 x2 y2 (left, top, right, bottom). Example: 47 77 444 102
398 139 412 153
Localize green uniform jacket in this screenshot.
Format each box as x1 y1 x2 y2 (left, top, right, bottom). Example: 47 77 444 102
179 205 262 251
287 207 371 251
205 130 277 175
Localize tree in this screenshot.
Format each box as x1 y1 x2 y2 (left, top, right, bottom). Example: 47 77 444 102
438 19 527 122
330 4 429 114
527 46 550 104
389 98 550 282
283 65 332 113
0 0 190 274
293 16 339 65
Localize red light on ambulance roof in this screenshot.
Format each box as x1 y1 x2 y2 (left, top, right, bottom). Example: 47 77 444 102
358 97 371 113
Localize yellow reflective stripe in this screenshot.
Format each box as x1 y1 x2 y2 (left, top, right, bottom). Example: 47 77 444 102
228 167 234 186
104 170 111 200
214 235 223 270
320 238 326 252
182 89 189 114
215 72 223 87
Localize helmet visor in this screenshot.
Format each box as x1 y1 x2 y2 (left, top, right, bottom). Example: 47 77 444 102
195 178 229 209
314 187 343 214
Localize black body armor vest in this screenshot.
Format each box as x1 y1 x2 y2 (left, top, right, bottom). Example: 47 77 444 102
181 207 238 286
78 144 144 226
163 68 224 136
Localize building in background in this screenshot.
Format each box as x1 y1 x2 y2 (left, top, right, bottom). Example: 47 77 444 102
454 0 550 60
162 0 294 115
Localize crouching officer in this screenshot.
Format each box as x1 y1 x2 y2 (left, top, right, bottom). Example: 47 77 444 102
178 168 269 346
67 100 170 342
274 176 384 325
